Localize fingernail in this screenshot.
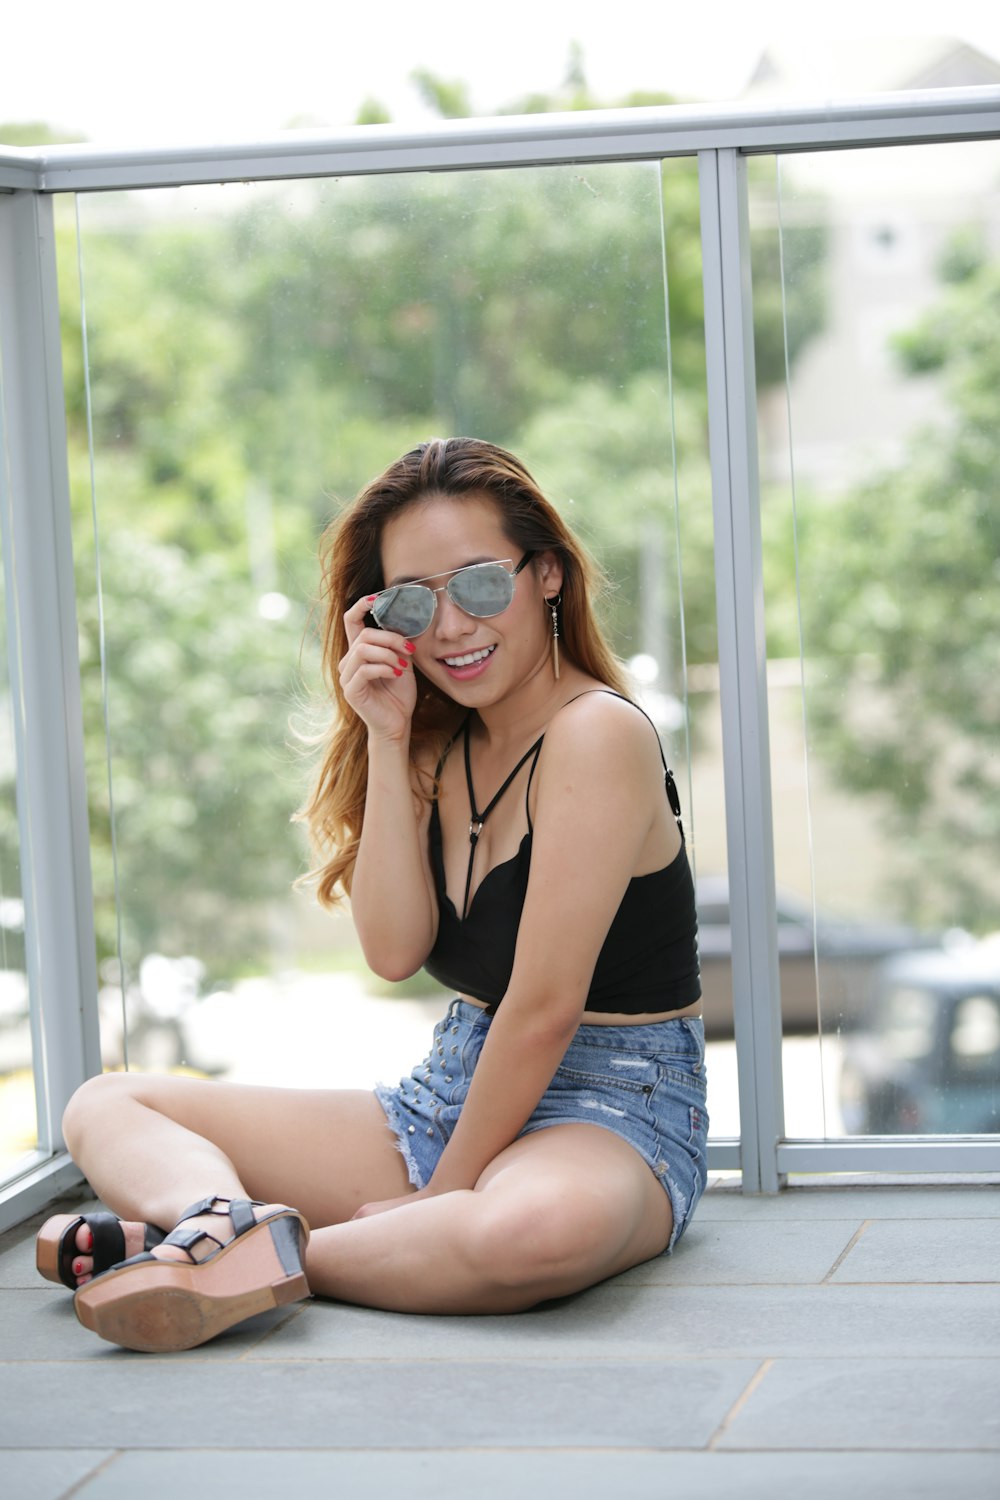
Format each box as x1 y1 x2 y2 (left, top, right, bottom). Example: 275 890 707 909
404 640 415 652
393 667 403 677
398 657 408 668
366 595 376 602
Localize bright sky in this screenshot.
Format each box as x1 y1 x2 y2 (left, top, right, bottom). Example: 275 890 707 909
5 0 1000 146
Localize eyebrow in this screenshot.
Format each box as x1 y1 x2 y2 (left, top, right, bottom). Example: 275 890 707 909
386 556 507 588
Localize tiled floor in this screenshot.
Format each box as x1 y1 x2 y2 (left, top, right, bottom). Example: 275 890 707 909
1 1177 998 1498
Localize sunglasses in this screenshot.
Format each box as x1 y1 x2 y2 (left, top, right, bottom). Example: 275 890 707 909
370 553 535 638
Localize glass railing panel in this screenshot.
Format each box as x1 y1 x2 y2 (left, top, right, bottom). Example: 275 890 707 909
752 140 1000 1138
0 507 36 1182
71 161 723 1129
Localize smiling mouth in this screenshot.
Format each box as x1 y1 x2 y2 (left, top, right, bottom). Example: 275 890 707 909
441 645 496 668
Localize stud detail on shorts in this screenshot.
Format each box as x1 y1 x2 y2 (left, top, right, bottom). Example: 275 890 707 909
408 1125 416 1134
445 1076 453 1083
426 1127 434 1136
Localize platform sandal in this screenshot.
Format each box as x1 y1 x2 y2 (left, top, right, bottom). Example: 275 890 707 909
73 1195 311 1353
36 1210 166 1291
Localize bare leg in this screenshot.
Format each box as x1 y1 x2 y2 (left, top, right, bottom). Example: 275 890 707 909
59 1070 413 1282
61 1077 671 1315
305 1125 673 1314
63 1070 411 1228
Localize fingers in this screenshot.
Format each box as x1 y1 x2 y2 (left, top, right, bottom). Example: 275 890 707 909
343 592 378 646
339 633 414 690
342 596 415 679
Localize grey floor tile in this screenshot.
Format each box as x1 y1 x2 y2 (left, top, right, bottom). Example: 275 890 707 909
698 1184 1000 1220
831 1217 1000 1283
0 1230 47 1291
0 1198 102 1290
0 1288 306 1363
73 1450 1000 1500
251 1283 1000 1361
0 1358 758 1450
616 1219 863 1284
2 1450 114 1500
720 1356 1000 1450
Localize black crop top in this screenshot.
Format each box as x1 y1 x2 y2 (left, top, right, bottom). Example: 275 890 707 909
424 692 701 1015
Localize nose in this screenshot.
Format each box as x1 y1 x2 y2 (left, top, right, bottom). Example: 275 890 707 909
432 588 477 641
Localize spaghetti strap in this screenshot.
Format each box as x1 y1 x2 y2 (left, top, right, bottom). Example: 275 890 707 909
461 718 544 920
433 713 472 784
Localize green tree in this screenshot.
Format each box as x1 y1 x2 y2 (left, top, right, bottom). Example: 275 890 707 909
805 247 1000 929
76 530 308 973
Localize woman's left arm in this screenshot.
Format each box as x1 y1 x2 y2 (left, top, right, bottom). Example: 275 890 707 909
421 695 668 1196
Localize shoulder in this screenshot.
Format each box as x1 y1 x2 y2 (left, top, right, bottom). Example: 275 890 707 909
540 690 663 783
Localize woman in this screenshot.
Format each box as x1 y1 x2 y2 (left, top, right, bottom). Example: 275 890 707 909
36 437 707 1352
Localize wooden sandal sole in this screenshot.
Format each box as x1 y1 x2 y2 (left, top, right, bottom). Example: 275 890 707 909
73 1212 309 1352
36 1214 82 1285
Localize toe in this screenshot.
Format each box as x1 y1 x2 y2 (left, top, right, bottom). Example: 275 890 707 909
72 1253 94 1284
76 1224 94 1253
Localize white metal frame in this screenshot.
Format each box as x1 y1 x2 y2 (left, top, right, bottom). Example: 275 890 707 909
0 191 100 1226
1 87 998 1225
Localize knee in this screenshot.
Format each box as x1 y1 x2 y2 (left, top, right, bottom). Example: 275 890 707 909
467 1186 617 1296
62 1070 138 1155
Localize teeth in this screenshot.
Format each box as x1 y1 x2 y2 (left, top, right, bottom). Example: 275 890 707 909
444 645 495 668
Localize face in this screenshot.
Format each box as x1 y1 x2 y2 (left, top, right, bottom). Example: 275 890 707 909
378 494 562 702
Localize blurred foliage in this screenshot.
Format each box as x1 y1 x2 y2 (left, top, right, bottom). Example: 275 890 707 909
0 121 87 146
75 533 308 975
804 248 1000 930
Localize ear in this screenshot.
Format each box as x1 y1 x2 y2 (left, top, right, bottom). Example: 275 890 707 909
536 550 564 597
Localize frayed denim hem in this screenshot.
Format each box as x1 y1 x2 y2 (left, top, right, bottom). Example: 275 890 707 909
373 1082 428 1189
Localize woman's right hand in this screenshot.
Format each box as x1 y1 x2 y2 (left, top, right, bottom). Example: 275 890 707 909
339 594 418 741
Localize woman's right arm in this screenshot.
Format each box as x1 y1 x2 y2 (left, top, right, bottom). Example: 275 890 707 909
338 595 438 980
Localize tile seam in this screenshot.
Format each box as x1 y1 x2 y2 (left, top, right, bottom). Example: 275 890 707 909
58 1448 125 1499
822 1219 873 1282
705 1358 775 1450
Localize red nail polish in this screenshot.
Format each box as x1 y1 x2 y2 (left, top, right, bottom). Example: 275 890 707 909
393 667 403 677
398 657 408 667
74 1259 84 1274
82 1229 93 1250
366 595 376 602
404 640 415 652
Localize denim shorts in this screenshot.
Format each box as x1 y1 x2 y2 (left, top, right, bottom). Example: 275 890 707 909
374 998 709 1253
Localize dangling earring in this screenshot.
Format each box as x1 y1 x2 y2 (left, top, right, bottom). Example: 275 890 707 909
545 593 562 680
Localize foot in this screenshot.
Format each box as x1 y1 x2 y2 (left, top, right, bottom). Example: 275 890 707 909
70 1219 146 1287
73 1196 311 1353
71 1200 289 1285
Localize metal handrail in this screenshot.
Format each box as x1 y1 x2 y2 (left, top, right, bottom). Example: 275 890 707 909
1 86 998 193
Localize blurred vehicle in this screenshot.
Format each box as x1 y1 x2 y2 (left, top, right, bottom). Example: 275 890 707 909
98 954 231 1073
0 954 229 1076
839 940 1000 1135
695 875 937 1037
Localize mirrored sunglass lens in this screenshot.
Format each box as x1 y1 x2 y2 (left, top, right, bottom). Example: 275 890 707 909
372 585 434 636
449 564 514 617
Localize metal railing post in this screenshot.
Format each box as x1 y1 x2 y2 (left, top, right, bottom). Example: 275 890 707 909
0 189 100 1171
699 148 785 1193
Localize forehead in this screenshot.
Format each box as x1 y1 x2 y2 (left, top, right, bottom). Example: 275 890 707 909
380 494 510 581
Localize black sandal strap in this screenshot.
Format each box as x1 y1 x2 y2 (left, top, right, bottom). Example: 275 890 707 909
83 1213 126 1273
228 1199 257 1237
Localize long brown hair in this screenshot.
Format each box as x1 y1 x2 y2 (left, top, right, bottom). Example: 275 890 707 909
298 437 631 905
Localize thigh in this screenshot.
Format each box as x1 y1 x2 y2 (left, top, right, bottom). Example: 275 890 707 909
474 1123 673 1290
125 1074 412 1228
